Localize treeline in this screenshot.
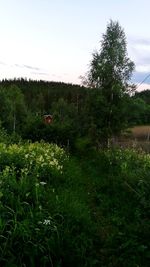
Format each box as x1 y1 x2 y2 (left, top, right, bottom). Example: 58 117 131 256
0 78 86 112
0 78 150 149
0 79 89 148
2 21 150 149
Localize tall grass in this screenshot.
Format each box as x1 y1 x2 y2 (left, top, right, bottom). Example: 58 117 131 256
0 143 149 266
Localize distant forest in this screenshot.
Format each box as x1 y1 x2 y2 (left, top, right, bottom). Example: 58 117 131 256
0 78 150 149
1 19 150 267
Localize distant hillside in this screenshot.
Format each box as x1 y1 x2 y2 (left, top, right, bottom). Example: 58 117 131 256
0 78 88 112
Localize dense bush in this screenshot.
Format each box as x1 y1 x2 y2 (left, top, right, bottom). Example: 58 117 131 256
0 142 95 267
0 143 149 266
81 148 150 266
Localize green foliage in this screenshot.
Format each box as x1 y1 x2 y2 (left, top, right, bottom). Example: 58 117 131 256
81 148 150 266
0 124 9 143
0 19 149 266
129 95 150 125
0 123 22 145
135 89 150 105
0 142 95 266
1 76 150 148
74 136 94 155
86 20 135 142
88 20 135 90
0 84 27 134
0 141 149 266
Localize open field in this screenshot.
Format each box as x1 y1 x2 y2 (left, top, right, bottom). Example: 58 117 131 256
112 126 150 152
128 125 150 140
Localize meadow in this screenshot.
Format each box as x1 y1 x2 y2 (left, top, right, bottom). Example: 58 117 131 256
0 141 149 266
0 18 150 267
113 125 150 152
128 125 150 140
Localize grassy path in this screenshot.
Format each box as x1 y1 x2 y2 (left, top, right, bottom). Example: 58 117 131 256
0 144 149 267
75 153 150 267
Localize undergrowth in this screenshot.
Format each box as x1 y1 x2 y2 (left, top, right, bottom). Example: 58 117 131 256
0 143 149 266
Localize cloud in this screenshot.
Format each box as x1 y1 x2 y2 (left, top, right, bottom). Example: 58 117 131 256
31 71 48 76
131 70 150 91
23 65 41 71
51 73 62 79
128 36 150 75
132 71 150 83
129 37 150 46
14 63 41 71
0 61 6 65
14 64 22 68
136 83 150 91
136 56 150 66
0 59 43 73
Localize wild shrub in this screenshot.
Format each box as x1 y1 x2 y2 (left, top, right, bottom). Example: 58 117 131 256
0 142 95 267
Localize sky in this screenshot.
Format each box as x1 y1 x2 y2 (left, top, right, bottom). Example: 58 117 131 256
0 0 150 90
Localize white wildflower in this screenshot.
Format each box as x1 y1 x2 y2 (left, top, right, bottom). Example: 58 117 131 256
43 219 51 225
39 181 47 185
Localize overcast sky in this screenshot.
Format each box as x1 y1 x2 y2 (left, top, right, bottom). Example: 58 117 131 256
0 0 150 90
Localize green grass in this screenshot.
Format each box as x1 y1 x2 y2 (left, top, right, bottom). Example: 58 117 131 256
0 143 150 266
